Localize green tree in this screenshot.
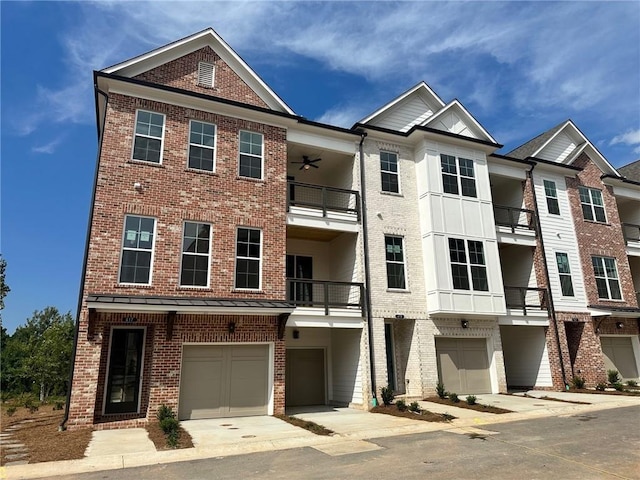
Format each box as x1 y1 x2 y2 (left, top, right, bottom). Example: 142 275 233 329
0 255 9 312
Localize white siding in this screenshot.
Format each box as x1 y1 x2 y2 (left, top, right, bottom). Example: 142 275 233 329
499 246 537 289
369 95 434 133
500 326 553 387
537 132 578 163
329 233 359 283
331 329 363 404
429 110 479 139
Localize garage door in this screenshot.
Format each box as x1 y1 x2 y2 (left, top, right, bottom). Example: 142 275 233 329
286 349 325 406
601 337 639 380
436 338 491 394
178 345 269 420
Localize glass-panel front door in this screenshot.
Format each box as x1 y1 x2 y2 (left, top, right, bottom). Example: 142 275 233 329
286 255 313 304
105 328 144 414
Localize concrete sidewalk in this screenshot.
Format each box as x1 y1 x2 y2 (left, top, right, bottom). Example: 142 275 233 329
3 391 638 480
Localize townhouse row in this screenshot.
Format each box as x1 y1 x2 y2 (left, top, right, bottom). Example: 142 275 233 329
64 28 640 430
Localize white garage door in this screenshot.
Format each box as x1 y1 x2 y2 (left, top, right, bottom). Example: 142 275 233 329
601 337 639 380
436 338 491 394
179 345 269 420
501 326 553 388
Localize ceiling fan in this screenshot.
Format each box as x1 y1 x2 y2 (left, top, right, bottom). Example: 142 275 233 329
292 155 322 170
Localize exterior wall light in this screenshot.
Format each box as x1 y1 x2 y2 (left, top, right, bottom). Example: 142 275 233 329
228 321 236 334
616 321 624 329
461 320 469 329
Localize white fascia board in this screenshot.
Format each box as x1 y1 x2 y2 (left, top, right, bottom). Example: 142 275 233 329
287 128 356 155
422 100 498 145
531 159 580 176
607 183 640 201
588 308 640 318
410 129 498 154
487 158 529 180
529 120 573 158
103 28 294 115
87 301 294 316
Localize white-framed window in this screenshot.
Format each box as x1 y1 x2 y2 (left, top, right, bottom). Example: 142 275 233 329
197 62 215 88
132 110 165 164
119 215 156 284
555 252 574 296
579 186 606 223
380 151 399 193
592 256 622 300
384 235 406 289
441 154 477 198
238 131 263 179
448 238 488 291
543 180 560 215
235 227 261 289
180 222 211 287
188 120 216 171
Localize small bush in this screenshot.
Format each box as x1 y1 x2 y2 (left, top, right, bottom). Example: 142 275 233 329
6 406 16 416
160 416 179 434
466 395 477 405
157 404 181 448
613 382 624 392
436 382 446 399
157 404 176 421
571 376 585 389
607 370 620 385
395 399 407 412
449 392 460 403
380 386 395 406
595 383 607 391
626 380 637 388
53 401 64 411
408 401 421 413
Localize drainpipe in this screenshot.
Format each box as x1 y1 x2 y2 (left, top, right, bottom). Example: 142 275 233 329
60 85 109 430
357 130 377 406
527 162 569 390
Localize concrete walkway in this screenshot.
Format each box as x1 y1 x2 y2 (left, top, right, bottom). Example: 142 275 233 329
3 391 639 479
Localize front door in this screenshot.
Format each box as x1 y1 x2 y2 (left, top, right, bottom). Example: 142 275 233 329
105 328 145 414
287 255 313 304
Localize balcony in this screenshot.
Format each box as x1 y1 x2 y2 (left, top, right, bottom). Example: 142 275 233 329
622 223 640 256
504 286 549 316
494 205 537 246
286 279 364 316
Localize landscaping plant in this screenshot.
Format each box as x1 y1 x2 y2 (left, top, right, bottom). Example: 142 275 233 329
408 401 421 413
612 382 624 392
466 395 477 405
157 404 180 448
436 382 446 399
395 399 407 412
571 376 585 389
381 386 395 406
607 370 620 385
448 392 460 403
595 383 607 391
626 380 637 388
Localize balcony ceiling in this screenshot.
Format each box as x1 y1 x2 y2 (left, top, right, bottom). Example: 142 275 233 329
287 225 343 241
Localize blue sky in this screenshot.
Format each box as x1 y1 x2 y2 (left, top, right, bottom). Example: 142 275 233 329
1 1 639 333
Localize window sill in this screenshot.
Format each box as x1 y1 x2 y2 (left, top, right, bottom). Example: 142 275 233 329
583 219 610 226
596 298 625 303
176 286 213 291
380 191 403 197
386 288 411 293
236 176 265 183
185 168 218 176
232 289 265 294
127 159 165 168
115 283 154 289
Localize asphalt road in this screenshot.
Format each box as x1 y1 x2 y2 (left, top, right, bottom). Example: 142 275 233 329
52 405 640 480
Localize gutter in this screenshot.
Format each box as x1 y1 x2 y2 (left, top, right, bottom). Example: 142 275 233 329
527 162 569 390
357 130 377 405
60 86 109 430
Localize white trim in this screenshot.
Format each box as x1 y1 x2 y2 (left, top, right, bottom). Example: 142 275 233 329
554 251 576 298
542 179 561 216
179 220 212 288
131 109 165 164
197 61 215 88
187 119 217 172
238 130 264 180
118 214 157 286
380 150 400 194
234 226 263 291
579 186 608 223
384 234 408 290
592 256 623 301
422 100 498 145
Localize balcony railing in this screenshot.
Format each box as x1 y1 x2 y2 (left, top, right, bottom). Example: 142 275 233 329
622 223 640 244
286 279 364 315
287 181 361 221
493 205 537 234
504 286 548 315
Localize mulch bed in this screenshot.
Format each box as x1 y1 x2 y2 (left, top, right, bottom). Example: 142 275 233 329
423 396 512 414
568 388 640 397
371 405 454 422
534 395 590 405
145 421 194 450
275 414 334 435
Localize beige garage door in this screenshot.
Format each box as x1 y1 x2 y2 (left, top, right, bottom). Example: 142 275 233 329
436 338 491 394
601 337 639 380
286 349 325 407
179 345 269 420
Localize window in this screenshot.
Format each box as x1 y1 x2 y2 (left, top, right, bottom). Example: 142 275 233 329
448 238 488 291
544 180 560 215
441 154 476 197
555 252 574 296
235 227 261 289
385 236 406 289
119 215 155 284
380 151 399 193
132 110 164 164
180 222 211 287
592 256 622 300
239 131 263 179
579 187 606 223
188 121 216 171
197 62 215 88
105 328 144 414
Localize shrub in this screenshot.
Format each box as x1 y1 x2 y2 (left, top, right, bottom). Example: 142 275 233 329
380 386 395 406
595 383 606 391
607 370 620 385
613 382 624 392
395 399 407 412
436 382 446 399
6 406 16 416
53 401 64 411
466 395 477 405
449 393 460 403
157 404 180 448
571 376 585 389
626 380 637 388
408 402 421 413
160 417 179 435
157 404 176 421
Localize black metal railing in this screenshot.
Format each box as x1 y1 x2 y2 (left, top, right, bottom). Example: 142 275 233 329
504 286 548 315
286 279 364 315
493 205 537 234
287 181 361 221
622 223 640 244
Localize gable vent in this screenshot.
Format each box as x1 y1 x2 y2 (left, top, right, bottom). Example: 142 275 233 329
198 62 215 88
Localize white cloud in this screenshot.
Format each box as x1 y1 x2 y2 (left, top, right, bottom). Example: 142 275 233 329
610 129 640 147
32 136 64 154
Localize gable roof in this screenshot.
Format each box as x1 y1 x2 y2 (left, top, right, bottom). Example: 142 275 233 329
102 27 294 114
507 121 566 160
618 159 640 182
422 99 498 144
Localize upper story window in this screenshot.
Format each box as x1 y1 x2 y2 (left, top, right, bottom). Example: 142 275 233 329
239 131 263 179
132 110 165 164
555 252 574 296
119 215 155 284
380 151 399 193
235 227 261 289
197 62 215 88
543 180 560 215
441 154 477 198
384 235 406 289
579 187 606 223
592 256 622 300
180 222 211 287
449 238 488 291
188 121 216 172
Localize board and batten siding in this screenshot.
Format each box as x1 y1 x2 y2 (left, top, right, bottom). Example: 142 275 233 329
500 325 553 387
429 110 479 139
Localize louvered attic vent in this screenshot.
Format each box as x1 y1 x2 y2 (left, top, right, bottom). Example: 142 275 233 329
198 62 215 88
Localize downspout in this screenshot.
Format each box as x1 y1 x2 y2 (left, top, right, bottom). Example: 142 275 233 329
357 130 377 405
60 84 109 430
527 162 569 390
